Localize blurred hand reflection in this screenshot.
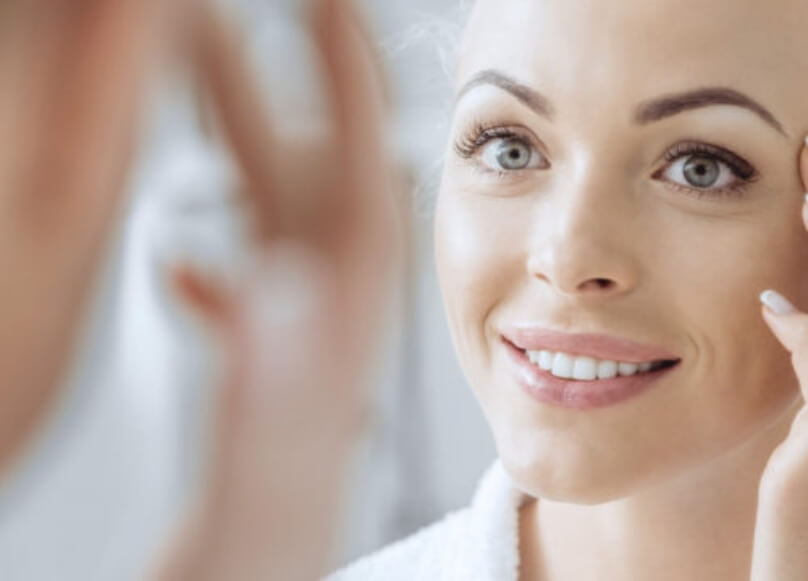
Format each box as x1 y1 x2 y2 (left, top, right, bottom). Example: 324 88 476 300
0 0 398 580
0 0 158 476
160 1 398 580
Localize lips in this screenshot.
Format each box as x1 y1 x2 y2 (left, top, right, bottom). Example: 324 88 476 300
497 325 682 409
502 340 679 409
500 326 680 364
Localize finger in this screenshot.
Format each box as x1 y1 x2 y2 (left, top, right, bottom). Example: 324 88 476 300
184 245 347 580
801 135 808 193
761 289 808 398
800 137 808 230
9 0 151 229
311 0 389 228
0 0 155 428
342 2 393 112
192 4 279 239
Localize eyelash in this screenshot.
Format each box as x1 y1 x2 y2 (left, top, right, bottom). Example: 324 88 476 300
452 123 760 199
453 123 531 173
654 141 759 199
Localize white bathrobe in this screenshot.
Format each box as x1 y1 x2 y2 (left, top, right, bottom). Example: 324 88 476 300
326 460 529 581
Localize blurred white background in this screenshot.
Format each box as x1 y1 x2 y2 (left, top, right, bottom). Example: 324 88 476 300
0 1 495 579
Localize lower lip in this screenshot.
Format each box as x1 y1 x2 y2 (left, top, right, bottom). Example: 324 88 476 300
502 339 678 410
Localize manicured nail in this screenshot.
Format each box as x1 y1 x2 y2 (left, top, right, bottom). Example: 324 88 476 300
760 289 798 315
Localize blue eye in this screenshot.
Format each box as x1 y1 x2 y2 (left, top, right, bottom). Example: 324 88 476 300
453 124 549 174
655 141 758 197
662 155 735 189
480 137 544 171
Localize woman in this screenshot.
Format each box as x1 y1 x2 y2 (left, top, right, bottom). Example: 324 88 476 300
4 0 808 579
330 0 808 579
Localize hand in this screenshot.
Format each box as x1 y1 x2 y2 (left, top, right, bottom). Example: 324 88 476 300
154 1 399 580
0 0 159 474
751 140 808 580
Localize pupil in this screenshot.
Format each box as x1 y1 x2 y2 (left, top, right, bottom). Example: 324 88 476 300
683 155 719 187
497 139 530 169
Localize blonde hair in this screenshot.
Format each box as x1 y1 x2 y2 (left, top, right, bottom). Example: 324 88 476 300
381 1 474 214
382 1 473 83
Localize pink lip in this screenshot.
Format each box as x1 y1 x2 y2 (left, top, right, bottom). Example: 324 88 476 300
499 326 679 363
501 339 679 409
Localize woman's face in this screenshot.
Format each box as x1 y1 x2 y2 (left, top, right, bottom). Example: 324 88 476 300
435 0 808 502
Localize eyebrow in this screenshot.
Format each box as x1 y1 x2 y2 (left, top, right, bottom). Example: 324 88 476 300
456 70 556 119
456 69 787 137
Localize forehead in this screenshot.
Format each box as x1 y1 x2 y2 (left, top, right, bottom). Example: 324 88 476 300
459 0 807 127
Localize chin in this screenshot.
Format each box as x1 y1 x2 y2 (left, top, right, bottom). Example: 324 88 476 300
498 446 651 505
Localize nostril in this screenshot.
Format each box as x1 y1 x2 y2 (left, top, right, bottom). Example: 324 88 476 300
575 277 616 293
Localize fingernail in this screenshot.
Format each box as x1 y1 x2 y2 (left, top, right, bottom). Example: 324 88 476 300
760 289 798 315
804 135 808 147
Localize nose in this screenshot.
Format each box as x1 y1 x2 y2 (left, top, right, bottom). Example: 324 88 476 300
526 176 641 299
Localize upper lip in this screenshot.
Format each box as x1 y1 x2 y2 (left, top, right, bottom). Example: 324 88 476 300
500 325 680 363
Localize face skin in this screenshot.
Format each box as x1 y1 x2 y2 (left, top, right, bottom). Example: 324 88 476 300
436 0 808 576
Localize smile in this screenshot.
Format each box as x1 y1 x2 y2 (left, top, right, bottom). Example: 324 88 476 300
499 332 682 409
525 349 677 381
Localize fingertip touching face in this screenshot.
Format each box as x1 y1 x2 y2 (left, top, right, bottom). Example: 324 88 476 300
435 0 808 502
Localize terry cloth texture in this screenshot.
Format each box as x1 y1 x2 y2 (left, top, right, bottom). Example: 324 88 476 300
325 459 530 581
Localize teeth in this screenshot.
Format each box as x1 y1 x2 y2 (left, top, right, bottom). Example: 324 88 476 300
596 360 618 379
538 350 554 370
525 349 667 381
551 353 574 379
571 356 597 381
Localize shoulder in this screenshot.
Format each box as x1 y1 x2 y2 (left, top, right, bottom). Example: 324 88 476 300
324 508 472 581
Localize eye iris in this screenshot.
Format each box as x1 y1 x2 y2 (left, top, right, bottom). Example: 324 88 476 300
683 155 720 188
495 139 531 170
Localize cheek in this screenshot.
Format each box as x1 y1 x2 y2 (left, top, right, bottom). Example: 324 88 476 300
659 205 808 434
434 186 527 380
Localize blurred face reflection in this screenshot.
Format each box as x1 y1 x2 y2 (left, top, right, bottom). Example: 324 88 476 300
435 0 808 502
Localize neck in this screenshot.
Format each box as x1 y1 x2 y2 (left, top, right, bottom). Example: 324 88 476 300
519 397 802 581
